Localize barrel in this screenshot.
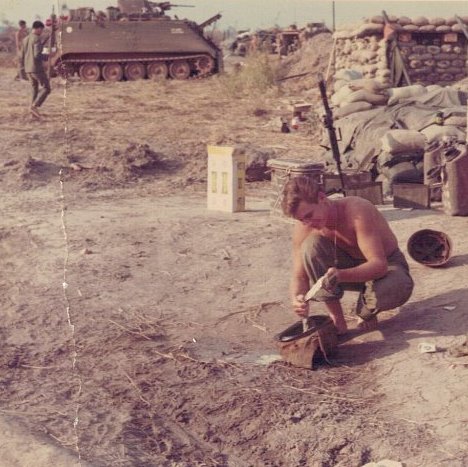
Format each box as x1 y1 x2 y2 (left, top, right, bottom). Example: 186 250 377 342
267 159 324 220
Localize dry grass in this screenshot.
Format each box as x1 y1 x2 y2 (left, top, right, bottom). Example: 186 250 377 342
218 51 279 98
0 52 15 68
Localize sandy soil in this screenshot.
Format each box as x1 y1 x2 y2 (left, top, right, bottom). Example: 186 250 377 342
0 48 467 467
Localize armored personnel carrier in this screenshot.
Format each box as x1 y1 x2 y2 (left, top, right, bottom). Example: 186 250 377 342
49 0 222 81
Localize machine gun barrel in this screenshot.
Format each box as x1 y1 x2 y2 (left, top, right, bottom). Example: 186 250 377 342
198 13 222 29
148 1 194 12
317 73 346 194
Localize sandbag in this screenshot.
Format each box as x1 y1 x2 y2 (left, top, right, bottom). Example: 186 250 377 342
331 85 354 106
409 60 422 69
340 89 388 107
398 16 412 26
347 78 387 92
451 59 465 68
421 125 466 144
412 16 428 26
378 162 422 195
427 45 441 54
419 24 436 32
436 25 451 32
355 23 384 37
429 17 446 26
387 84 427 105
426 84 442 92
443 115 467 127
436 60 450 69
370 15 384 24
379 158 419 174
352 49 378 63
334 101 373 119
412 45 427 55
446 16 457 26
376 69 391 78
333 79 348 92
335 69 363 81
381 130 426 155
408 53 432 61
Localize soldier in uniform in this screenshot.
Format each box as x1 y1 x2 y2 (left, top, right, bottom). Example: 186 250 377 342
20 21 51 118
15 20 28 80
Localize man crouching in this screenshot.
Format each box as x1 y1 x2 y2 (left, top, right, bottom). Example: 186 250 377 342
282 176 414 334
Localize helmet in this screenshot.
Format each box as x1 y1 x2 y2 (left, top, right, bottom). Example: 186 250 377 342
407 229 452 267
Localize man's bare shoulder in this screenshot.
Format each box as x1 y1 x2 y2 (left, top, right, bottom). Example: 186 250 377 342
341 196 379 220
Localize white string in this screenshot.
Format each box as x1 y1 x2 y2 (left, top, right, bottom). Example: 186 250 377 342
59 42 83 465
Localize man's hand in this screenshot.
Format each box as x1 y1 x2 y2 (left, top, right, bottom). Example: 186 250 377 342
324 267 340 291
292 294 309 317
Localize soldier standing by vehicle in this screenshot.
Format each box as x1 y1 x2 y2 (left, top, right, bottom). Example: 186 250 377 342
15 20 28 80
20 21 51 118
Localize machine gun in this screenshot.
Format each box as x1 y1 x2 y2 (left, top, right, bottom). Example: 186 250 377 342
147 1 194 14
317 73 346 194
118 0 194 18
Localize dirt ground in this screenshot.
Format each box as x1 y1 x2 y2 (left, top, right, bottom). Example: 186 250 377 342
0 49 467 467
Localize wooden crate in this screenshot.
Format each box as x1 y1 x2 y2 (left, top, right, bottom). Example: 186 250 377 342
345 182 383 205
393 183 431 209
323 171 373 194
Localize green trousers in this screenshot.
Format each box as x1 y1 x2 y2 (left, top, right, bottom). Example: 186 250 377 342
301 234 414 320
27 71 51 108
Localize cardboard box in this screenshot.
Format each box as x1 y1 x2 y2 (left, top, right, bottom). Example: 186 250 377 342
289 102 314 114
393 183 430 209
207 145 246 213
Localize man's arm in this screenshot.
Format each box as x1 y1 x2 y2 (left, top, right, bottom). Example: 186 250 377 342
19 36 27 69
290 223 311 316
335 203 388 283
15 30 21 52
33 36 43 60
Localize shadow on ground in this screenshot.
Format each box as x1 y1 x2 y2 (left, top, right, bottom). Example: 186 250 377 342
334 288 468 366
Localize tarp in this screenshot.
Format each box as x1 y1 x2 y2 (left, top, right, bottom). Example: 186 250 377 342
326 87 468 171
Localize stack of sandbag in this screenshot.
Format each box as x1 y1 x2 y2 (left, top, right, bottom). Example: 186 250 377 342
398 40 467 85
333 15 468 86
334 34 391 84
331 70 390 119
376 129 426 194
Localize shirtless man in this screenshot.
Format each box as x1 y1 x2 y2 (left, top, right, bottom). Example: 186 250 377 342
15 20 28 80
282 176 414 334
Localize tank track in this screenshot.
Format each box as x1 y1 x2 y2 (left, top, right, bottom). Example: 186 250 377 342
58 53 217 81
